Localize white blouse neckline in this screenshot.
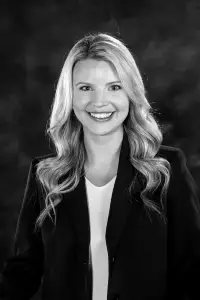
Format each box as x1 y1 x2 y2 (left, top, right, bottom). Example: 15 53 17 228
85 175 117 188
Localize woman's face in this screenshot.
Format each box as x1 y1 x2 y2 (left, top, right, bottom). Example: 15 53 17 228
72 59 129 136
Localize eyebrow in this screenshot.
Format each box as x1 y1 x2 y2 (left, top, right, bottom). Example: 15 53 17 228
75 80 121 86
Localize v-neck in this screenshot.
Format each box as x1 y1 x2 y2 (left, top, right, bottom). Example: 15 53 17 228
85 175 117 188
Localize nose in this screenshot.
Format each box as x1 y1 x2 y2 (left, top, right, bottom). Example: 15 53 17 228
91 90 109 106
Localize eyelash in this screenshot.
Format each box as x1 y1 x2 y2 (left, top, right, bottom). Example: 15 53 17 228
79 85 122 91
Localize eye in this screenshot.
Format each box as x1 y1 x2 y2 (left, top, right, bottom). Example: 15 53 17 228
79 86 91 91
78 84 122 91
110 84 122 91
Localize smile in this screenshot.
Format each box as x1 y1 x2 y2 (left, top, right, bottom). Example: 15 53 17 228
87 111 115 122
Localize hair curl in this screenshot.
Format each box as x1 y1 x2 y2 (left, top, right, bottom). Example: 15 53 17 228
34 32 171 231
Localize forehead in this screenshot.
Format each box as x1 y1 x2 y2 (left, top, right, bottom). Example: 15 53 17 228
72 59 119 81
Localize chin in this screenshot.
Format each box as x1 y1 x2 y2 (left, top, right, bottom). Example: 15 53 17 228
84 124 123 136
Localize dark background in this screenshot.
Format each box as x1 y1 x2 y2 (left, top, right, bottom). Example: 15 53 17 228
1 0 200 298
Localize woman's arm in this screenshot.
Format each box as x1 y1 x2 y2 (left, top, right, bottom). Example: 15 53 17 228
0 158 44 300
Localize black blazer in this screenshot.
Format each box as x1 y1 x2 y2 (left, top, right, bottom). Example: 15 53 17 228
0 131 200 300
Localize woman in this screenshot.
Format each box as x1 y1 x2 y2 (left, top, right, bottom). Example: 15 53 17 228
0 32 200 300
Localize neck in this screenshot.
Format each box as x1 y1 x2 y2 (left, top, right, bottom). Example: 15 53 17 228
83 127 124 166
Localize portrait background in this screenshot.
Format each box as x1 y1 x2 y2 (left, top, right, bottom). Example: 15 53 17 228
1 1 200 299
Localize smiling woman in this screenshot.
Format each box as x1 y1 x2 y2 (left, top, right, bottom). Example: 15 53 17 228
72 59 129 145
0 32 200 300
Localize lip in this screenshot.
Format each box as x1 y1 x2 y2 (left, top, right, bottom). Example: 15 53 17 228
87 111 115 121
87 111 116 113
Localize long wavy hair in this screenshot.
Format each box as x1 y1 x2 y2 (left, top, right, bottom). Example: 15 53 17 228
34 32 171 231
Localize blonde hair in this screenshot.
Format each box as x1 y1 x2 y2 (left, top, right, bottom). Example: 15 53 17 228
34 32 171 231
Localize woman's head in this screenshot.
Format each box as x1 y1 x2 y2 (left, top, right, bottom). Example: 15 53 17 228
49 32 153 153
72 58 129 138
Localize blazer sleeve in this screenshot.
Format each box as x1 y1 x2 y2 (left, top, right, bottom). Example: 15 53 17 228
167 148 200 299
0 158 44 300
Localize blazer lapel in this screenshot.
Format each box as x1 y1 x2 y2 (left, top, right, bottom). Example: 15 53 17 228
105 131 144 260
60 130 145 263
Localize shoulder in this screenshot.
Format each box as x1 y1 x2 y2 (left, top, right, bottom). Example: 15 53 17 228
30 153 57 170
33 153 56 163
156 145 191 185
156 144 186 166
157 145 198 196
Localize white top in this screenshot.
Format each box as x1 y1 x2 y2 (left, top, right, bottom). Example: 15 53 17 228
85 175 117 300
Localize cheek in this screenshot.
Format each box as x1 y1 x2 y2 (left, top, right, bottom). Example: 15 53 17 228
117 96 129 111
73 97 84 110
73 93 89 109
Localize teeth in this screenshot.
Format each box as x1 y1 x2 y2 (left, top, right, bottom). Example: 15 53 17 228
90 112 113 119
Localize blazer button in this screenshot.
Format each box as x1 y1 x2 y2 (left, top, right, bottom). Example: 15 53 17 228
112 257 115 263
